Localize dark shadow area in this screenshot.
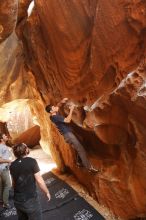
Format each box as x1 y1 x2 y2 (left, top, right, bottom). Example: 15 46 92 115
71 122 122 161
71 121 137 162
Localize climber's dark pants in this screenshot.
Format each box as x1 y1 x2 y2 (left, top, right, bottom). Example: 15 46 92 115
64 132 91 169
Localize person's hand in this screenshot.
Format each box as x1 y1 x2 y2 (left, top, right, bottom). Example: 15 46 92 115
69 103 75 110
61 98 68 103
46 192 51 201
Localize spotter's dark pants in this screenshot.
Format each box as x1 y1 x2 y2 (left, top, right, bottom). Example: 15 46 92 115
14 196 42 220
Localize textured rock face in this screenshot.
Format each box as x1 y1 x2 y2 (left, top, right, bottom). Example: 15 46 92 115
28 0 146 105
0 0 146 218
14 125 40 147
0 0 18 43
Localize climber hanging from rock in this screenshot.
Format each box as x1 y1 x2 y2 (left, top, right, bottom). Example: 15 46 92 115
45 98 100 174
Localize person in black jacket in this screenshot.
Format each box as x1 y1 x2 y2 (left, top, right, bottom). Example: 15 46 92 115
10 143 51 220
46 99 100 173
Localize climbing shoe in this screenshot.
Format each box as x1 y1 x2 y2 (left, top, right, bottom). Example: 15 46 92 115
88 166 101 174
3 203 11 209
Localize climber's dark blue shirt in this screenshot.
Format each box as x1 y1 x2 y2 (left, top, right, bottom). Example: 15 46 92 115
50 114 71 135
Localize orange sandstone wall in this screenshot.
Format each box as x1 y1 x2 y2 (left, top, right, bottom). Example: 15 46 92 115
0 0 146 218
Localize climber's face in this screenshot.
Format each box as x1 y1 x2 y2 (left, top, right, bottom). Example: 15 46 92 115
51 106 59 113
